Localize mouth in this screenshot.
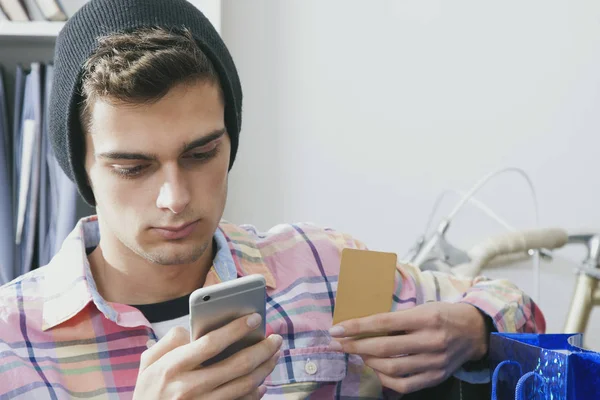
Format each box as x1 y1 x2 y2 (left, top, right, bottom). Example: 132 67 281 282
152 220 200 240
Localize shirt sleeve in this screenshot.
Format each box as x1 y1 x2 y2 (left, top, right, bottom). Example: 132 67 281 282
392 261 546 334
336 232 546 334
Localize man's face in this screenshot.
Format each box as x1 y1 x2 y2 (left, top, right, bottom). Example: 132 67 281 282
84 80 229 265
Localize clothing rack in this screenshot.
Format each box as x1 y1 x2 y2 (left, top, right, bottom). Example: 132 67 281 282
0 19 94 285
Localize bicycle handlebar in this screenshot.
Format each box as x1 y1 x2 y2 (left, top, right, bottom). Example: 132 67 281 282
451 227 569 277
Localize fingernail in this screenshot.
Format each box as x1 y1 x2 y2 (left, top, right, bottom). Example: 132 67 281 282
258 385 267 397
329 325 345 337
247 313 262 329
269 334 283 347
328 340 343 351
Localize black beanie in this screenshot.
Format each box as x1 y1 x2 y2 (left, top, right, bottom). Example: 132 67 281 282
49 0 242 206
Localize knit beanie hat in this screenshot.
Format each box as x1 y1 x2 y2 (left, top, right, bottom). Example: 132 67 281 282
49 0 242 206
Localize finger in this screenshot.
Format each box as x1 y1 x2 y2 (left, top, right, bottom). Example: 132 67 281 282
330 331 441 357
362 352 450 378
158 312 264 373
239 385 268 400
138 326 190 374
201 350 280 400
329 304 439 338
375 368 449 394
202 334 282 389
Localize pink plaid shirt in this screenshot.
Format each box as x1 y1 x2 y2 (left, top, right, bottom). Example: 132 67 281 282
0 216 545 399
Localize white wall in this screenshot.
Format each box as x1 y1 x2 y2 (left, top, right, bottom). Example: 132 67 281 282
220 0 600 348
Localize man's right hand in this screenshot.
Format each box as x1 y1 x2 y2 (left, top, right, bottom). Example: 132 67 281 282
132 313 282 400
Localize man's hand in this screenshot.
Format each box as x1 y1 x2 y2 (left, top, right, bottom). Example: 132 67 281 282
327 302 489 394
133 313 282 400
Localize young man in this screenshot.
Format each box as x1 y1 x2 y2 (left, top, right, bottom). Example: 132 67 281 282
0 0 545 398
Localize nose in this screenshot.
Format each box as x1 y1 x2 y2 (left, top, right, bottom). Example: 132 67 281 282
155 167 191 214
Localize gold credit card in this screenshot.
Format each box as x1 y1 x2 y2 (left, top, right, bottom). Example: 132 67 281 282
332 248 397 330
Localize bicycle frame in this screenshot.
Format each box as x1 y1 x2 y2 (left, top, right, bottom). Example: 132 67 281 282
563 234 600 334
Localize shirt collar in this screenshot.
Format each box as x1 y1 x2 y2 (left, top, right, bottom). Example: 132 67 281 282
42 216 276 331
213 227 239 282
41 217 97 331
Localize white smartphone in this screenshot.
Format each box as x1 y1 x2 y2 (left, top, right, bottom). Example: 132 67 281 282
189 274 267 366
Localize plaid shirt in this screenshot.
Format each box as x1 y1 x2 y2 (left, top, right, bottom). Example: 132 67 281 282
0 216 545 399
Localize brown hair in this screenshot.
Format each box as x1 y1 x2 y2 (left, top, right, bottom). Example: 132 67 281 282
79 26 221 131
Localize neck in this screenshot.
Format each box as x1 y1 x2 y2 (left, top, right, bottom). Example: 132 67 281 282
88 237 214 305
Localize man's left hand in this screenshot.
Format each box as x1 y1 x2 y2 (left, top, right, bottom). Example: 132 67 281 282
327 302 489 394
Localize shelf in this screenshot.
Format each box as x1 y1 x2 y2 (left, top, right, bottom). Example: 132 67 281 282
0 21 65 39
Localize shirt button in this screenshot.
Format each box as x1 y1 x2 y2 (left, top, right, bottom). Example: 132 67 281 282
305 360 318 375
146 339 157 348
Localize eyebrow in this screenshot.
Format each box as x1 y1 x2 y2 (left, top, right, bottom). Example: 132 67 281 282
96 129 226 161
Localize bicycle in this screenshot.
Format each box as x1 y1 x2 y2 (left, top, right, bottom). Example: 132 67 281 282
402 167 599 341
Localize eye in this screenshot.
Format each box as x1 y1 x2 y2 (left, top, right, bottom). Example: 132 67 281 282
112 164 148 178
185 146 220 163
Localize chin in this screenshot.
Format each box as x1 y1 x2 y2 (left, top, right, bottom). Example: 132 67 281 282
142 237 211 266
144 247 207 266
